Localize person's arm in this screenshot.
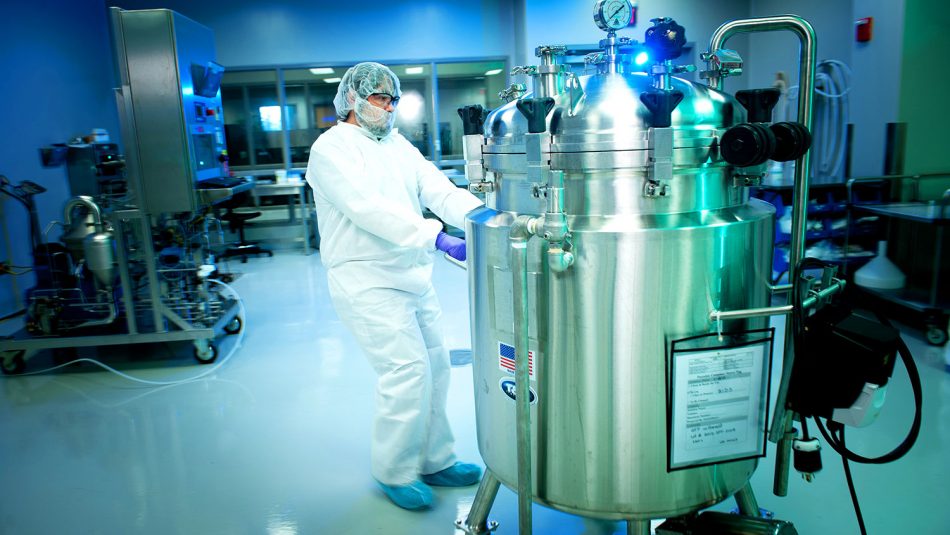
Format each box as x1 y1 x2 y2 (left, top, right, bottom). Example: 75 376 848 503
403 139 484 229
309 140 442 249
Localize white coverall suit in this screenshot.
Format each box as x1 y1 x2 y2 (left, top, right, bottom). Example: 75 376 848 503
306 121 483 485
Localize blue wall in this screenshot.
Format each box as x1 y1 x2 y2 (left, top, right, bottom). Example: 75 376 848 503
849 0 906 178
113 0 519 67
745 0 855 91
0 0 121 316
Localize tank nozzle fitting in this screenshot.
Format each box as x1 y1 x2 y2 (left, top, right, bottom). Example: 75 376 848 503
547 244 574 272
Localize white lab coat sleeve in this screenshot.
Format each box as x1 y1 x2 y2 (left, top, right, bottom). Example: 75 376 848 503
409 144 484 230
309 140 443 249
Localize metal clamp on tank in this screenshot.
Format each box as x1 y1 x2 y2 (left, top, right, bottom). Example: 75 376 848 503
639 89 684 197
721 88 779 186
534 46 570 97
458 105 492 194
507 46 581 111
498 83 527 103
597 32 632 74
700 48 744 88
639 18 689 198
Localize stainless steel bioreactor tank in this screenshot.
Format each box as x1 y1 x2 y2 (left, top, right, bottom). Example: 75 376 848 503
458 6 819 535
469 46 771 520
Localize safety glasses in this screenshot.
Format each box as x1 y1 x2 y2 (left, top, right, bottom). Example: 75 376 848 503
368 93 400 107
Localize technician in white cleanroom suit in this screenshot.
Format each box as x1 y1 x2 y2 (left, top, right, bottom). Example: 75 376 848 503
305 62 484 510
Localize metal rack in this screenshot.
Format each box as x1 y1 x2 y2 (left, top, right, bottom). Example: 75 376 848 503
0 205 243 374
0 8 244 374
846 174 950 344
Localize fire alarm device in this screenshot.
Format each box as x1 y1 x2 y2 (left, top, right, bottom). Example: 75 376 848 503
856 17 873 42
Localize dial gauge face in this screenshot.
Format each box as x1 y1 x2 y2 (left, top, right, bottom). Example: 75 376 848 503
594 0 633 31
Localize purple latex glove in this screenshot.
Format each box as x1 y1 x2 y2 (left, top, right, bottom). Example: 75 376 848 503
435 231 467 261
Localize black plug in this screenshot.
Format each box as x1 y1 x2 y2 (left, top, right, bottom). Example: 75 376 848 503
793 436 823 482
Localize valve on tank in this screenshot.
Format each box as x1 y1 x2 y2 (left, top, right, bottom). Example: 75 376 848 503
720 88 813 170
457 104 492 195
639 18 691 197
458 105 488 136
644 17 686 61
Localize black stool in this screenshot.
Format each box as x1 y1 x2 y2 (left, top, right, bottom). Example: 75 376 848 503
218 194 273 263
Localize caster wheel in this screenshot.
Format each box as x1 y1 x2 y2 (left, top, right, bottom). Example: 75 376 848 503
926 326 948 346
224 316 242 335
1 350 26 375
194 343 218 364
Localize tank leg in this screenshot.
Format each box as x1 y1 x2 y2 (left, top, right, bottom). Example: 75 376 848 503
734 482 761 517
455 469 501 534
626 519 651 535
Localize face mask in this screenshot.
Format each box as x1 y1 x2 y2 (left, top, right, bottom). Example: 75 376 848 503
354 97 396 138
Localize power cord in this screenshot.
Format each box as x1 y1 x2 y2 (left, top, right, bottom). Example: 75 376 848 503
837 428 867 535
791 257 923 535
1 278 245 386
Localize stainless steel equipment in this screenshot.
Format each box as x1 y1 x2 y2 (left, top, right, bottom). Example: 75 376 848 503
469 72 772 520
112 8 228 214
458 5 825 535
0 8 240 375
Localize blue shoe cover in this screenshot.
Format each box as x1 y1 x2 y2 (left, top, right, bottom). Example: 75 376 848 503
421 462 482 487
376 480 433 510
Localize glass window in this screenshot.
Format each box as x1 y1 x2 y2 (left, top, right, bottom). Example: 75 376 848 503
221 85 249 166
247 84 282 168
391 63 432 159
283 68 341 167
221 70 282 170
220 59 504 171
436 61 506 162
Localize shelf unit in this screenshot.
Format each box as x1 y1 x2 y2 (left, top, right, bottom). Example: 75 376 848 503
752 180 887 277
844 175 950 345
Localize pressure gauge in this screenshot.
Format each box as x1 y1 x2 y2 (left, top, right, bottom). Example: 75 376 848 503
594 0 636 32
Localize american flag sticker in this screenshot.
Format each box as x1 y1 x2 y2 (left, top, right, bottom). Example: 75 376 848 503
498 341 535 380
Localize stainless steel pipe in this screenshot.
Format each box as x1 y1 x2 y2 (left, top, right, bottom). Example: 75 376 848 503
509 215 540 535
627 519 651 535
709 279 845 323
708 14 818 496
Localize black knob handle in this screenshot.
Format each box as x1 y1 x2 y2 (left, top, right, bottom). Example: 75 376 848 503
720 123 776 167
516 97 555 134
640 90 685 128
735 88 781 123
457 105 488 136
770 121 813 162
644 18 687 61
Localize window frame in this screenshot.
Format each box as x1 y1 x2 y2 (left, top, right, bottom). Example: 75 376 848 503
220 56 508 174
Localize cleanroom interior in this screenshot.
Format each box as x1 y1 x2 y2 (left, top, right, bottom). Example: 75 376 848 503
0 0 948 533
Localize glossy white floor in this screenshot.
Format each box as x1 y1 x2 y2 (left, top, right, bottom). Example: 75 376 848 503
1 250 948 534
